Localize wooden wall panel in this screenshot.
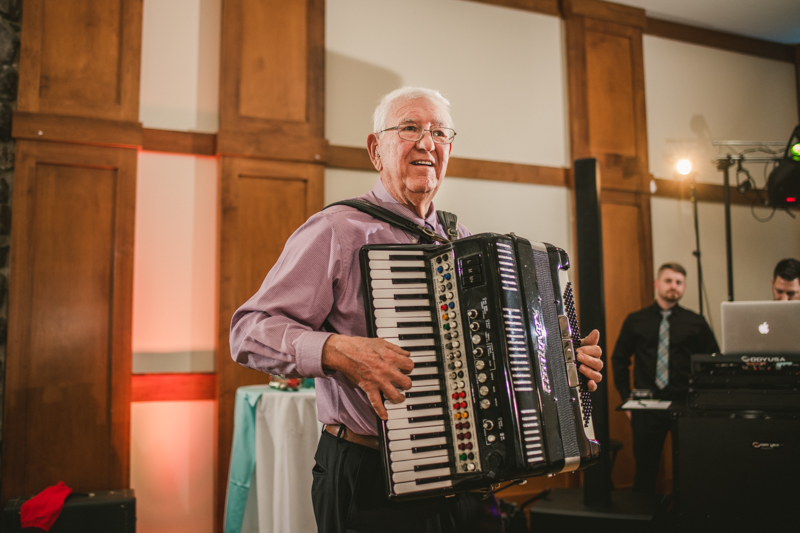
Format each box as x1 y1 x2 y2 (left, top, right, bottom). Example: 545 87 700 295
600 200 645 488
564 0 655 491
585 30 636 158
219 0 326 161
215 157 324 530
2 140 136 500
239 0 308 122
18 0 142 122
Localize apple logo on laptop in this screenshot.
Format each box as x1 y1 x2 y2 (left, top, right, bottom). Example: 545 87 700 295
758 322 770 335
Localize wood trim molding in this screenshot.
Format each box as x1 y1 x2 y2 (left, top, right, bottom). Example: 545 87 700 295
645 17 795 63
13 112 143 148
327 145 567 187
562 0 646 29
217 130 329 163
447 157 566 186
132 374 216 402
142 128 217 156
470 0 794 63
327 145 373 171
650 177 799 209
463 0 560 17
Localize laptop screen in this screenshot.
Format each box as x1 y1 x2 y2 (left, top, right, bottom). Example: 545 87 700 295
720 300 800 356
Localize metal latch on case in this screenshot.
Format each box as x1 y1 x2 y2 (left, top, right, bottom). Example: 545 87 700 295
565 362 580 388
558 315 579 387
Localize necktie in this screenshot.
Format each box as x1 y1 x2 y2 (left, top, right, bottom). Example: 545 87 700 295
655 310 671 389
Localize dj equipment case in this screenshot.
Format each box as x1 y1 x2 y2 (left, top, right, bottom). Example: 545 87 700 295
3 489 135 533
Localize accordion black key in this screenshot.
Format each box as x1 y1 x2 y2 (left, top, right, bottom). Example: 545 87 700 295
360 232 600 500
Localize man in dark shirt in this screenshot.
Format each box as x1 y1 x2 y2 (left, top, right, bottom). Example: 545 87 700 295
771 258 800 301
612 263 719 493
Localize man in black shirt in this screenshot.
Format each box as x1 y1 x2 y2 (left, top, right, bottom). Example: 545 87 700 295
612 263 719 493
771 258 800 301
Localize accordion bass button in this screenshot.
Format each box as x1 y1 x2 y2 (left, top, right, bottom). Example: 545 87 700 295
473 347 484 357
467 309 478 319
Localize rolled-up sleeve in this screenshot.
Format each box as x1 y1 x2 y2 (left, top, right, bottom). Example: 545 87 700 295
229 213 344 378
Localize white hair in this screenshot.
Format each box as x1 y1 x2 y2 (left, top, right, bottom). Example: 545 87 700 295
372 86 453 133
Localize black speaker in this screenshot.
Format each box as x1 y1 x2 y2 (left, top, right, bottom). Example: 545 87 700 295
673 411 800 530
3 489 135 533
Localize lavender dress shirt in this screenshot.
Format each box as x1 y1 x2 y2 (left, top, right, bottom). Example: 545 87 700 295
230 179 470 436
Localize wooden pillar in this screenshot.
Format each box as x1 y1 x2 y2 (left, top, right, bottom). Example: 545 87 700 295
1 0 142 501
215 0 327 530
563 0 656 491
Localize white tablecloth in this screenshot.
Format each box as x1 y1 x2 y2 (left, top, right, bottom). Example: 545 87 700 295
226 386 322 533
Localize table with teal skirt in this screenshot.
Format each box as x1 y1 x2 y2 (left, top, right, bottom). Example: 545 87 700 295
224 385 322 533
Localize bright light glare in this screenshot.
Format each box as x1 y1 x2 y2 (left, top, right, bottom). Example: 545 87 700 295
790 143 800 161
676 159 692 176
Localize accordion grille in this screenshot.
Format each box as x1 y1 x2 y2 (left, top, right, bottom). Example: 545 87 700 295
532 248 580 459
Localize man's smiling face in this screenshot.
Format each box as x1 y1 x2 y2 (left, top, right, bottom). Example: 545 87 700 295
369 97 452 217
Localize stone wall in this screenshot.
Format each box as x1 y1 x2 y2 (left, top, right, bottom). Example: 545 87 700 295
0 0 20 472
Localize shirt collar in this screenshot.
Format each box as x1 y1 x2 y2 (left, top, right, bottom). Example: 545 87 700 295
370 179 439 229
653 302 680 314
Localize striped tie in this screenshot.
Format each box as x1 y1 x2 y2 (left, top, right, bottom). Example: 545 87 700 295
655 310 671 389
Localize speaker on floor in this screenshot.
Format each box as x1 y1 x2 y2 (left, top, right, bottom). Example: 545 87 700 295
673 411 800 530
3 489 135 533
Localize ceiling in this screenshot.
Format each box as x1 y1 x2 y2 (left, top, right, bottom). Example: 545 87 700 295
612 0 800 45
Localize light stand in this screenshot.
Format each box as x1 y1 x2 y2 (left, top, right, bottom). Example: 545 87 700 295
677 160 706 314
712 142 785 302
716 157 735 302
688 175 704 315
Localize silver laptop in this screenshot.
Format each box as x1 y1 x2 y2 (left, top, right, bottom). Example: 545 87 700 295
721 300 800 356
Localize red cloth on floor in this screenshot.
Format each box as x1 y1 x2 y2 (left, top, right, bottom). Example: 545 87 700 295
20 482 73 532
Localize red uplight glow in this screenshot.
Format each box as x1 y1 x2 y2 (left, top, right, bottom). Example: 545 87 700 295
787 197 796 203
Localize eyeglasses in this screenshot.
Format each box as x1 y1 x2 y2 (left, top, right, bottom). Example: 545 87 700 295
379 123 457 144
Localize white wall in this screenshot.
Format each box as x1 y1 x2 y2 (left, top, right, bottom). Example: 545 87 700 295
644 36 800 343
133 152 218 372
326 0 570 168
131 402 214 533
644 35 797 184
140 0 221 132
325 0 573 259
134 1 223 530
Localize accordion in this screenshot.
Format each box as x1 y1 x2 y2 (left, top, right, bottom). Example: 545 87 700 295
360 233 600 499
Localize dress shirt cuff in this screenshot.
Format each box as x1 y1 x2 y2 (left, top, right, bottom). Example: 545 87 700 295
295 330 334 378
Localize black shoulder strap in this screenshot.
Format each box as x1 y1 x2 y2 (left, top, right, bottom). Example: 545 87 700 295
324 199 453 243
437 210 459 241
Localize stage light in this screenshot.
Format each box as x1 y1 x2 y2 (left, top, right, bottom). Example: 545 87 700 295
676 159 692 176
767 125 800 208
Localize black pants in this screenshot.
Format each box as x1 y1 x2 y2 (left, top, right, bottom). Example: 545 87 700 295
631 410 672 494
311 430 502 533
